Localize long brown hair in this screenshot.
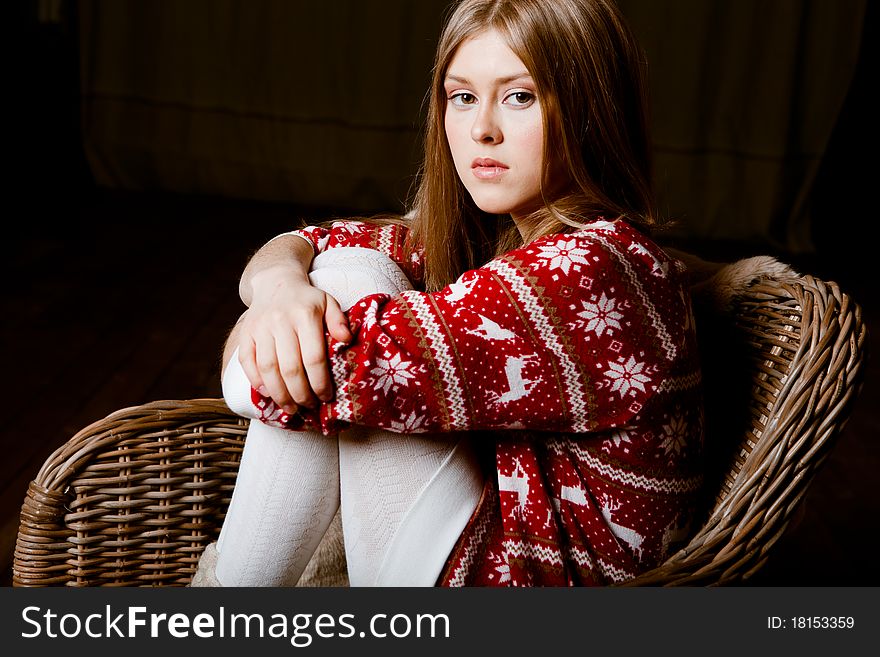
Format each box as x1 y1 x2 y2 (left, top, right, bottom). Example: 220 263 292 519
408 0 657 291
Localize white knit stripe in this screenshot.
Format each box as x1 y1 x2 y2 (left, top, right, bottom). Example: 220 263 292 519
398 290 470 430
445 510 493 587
376 224 394 258
558 441 703 495
589 233 677 362
504 539 635 584
329 353 355 423
568 545 634 583
486 258 590 431
597 558 637 583
503 537 564 567
569 545 596 571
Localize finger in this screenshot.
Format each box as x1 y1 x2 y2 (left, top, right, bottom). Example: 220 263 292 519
237 334 264 391
272 329 320 410
297 317 334 402
254 330 297 412
324 296 353 344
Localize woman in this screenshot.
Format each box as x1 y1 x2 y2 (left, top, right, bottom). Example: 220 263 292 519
199 0 703 587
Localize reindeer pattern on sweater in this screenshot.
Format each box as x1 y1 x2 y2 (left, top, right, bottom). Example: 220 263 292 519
252 218 704 586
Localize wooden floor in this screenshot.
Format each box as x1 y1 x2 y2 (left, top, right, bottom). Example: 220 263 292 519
3 189 877 586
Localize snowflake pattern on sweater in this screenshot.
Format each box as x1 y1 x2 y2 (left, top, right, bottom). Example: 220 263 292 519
254 218 704 586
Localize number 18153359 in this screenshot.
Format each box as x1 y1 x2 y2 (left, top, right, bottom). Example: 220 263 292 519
767 616 855 630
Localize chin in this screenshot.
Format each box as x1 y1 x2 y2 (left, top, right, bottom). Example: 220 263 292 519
475 204 514 215
475 201 537 219
469 193 519 216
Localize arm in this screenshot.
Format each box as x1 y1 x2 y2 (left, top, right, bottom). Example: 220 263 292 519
238 233 314 307
253 227 691 437
232 219 421 412
281 220 424 289
235 233 353 411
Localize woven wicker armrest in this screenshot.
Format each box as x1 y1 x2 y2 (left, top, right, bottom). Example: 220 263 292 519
13 399 247 587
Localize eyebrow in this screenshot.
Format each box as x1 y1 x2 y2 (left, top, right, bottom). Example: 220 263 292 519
444 72 533 86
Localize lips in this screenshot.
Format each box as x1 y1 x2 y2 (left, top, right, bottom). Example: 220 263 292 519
471 157 509 180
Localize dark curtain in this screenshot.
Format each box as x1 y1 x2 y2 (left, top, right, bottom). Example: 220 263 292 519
619 0 867 250
78 0 450 212
78 0 866 250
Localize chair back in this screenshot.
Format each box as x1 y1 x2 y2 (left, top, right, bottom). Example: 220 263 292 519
626 272 867 585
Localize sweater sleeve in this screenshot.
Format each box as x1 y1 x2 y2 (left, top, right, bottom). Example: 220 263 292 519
251 221 693 437
285 220 424 289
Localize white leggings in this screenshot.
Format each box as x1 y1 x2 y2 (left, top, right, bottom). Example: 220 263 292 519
216 248 483 586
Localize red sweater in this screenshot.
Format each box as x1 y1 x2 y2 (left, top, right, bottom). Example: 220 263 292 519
252 219 704 586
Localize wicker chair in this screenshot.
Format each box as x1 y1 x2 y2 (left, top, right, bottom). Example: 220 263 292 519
12 264 867 586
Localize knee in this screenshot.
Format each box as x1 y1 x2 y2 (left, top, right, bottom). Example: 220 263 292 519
221 316 244 380
221 320 258 420
308 247 413 311
220 310 247 380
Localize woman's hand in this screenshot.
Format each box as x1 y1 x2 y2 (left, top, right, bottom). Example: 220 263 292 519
235 237 352 414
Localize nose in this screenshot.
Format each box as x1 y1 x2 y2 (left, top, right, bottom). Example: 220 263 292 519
470 105 503 144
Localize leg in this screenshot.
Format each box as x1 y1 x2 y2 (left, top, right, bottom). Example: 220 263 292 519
297 252 483 585
196 247 482 587
338 427 483 586
221 316 348 586
212 350 341 586
198 247 414 586
221 314 244 379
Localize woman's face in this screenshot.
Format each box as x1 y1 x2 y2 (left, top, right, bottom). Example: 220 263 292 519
443 29 547 223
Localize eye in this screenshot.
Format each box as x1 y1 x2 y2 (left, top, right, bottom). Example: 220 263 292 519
504 91 536 108
449 92 478 107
